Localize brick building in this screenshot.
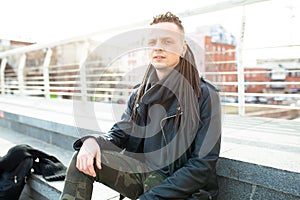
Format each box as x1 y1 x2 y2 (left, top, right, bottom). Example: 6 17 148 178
189 26 300 95
244 67 271 93
188 25 237 93
203 35 237 92
257 59 300 94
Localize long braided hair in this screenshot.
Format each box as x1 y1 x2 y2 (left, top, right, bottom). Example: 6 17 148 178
132 12 202 131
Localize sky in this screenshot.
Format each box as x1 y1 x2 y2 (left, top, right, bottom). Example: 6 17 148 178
0 0 300 64
0 0 220 43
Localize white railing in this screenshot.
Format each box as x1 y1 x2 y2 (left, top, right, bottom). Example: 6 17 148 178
0 39 142 102
1 40 299 117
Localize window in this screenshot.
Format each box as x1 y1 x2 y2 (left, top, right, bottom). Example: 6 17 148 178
212 46 216 52
205 44 210 51
222 47 226 55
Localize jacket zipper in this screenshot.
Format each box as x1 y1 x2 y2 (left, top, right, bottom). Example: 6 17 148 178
160 110 183 174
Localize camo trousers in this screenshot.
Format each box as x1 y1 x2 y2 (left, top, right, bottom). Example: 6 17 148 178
60 150 166 200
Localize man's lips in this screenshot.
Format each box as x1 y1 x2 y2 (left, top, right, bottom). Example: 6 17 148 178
153 55 166 60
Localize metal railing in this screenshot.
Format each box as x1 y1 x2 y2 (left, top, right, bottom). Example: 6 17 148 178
1 40 299 118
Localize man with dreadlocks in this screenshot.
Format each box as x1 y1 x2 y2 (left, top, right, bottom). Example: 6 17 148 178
61 12 221 200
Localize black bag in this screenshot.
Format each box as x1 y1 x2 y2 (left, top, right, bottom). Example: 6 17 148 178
0 157 33 200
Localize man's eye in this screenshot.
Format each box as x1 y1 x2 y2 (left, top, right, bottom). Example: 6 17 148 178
147 41 156 46
164 40 173 45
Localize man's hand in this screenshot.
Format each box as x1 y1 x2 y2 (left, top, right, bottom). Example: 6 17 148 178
76 138 102 177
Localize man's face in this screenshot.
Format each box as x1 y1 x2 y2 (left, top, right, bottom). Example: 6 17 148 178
147 22 186 70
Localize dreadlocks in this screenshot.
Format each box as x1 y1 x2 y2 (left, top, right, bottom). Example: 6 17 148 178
150 12 184 32
132 12 202 130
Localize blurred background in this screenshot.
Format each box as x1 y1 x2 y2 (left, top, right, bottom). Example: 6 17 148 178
0 0 299 120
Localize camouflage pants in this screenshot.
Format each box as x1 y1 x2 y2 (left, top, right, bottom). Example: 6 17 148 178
60 150 166 200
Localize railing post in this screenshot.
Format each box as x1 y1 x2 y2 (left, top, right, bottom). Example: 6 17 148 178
18 54 26 96
237 8 246 116
79 41 89 101
43 48 52 99
0 58 7 94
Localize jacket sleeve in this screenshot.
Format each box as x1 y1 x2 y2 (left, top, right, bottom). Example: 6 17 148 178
73 90 137 151
140 84 222 200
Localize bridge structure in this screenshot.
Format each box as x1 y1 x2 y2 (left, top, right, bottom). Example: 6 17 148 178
0 0 300 199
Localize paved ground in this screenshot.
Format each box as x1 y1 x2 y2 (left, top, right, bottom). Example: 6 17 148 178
1 95 300 172
222 114 300 173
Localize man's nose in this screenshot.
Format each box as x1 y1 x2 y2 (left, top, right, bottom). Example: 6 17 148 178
153 41 164 50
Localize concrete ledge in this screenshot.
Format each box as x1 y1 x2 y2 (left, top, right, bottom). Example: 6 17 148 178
217 158 300 200
1 95 300 199
0 111 96 151
24 175 62 200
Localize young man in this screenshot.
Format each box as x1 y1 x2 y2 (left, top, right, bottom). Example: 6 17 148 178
61 12 221 200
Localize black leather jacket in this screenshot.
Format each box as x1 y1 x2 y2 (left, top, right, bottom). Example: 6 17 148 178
76 77 221 200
